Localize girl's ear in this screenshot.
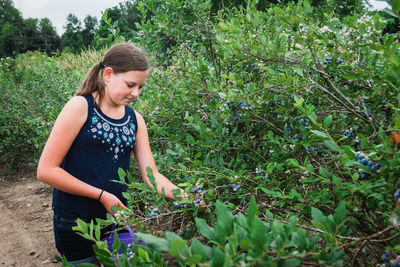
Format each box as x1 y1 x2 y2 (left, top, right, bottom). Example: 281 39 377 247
103 67 113 83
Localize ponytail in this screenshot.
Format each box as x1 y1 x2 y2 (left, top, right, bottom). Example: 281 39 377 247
76 63 105 109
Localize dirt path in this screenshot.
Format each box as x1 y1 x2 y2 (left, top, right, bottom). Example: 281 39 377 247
0 174 60 266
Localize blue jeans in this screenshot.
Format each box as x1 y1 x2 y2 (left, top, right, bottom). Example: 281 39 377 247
53 208 101 264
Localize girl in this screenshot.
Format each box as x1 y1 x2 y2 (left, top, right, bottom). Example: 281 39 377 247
37 43 186 265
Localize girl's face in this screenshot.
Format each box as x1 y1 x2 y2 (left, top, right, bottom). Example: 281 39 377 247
104 68 149 106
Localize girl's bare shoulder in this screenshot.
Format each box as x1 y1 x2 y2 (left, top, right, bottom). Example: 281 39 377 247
57 95 88 125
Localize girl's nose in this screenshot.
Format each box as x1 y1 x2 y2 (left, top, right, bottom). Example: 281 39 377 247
131 88 140 97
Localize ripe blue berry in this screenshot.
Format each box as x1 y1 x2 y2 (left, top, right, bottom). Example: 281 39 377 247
325 57 332 63
367 161 374 168
394 189 400 200
359 171 367 180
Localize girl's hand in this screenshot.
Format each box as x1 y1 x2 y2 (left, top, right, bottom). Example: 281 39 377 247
99 191 126 216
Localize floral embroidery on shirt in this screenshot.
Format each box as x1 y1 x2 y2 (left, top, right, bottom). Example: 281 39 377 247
89 109 136 161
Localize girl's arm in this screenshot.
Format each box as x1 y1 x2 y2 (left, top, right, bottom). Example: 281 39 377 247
37 96 125 214
133 111 185 199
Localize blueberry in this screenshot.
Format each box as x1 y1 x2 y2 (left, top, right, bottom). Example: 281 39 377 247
355 152 361 158
367 161 374 168
383 255 390 263
149 219 154 225
360 158 368 166
394 189 400 200
371 164 379 172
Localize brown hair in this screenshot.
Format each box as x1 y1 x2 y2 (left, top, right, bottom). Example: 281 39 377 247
76 43 149 108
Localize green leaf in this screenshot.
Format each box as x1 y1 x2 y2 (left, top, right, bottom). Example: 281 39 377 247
111 229 121 252
136 233 169 252
324 140 339 152
195 218 217 241
279 258 302 267
190 238 209 261
122 192 132 200
95 224 101 241
311 207 325 224
294 97 305 109
250 217 267 256
138 247 151 262
293 229 307 252
76 263 98 267
194 151 201 159
211 247 225 267
390 0 400 14
216 200 234 236
146 166 157 191
169 239 187 257
310 130 328 139
323 115 333 128
185 254 203 265
334 201 346 224
76 218 88 233
294 66 304 77
118 168 126 181
246 196 259 228
186 134 195 143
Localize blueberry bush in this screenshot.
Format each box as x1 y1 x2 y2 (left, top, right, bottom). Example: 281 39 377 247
1 0 400 266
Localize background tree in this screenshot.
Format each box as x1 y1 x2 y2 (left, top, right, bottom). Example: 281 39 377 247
61 13 83 53
38 18 61 55
0 0 60 57
81 15 98 48
0 0 24 57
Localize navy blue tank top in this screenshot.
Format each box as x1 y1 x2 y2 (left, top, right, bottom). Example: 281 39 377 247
52 94 138 219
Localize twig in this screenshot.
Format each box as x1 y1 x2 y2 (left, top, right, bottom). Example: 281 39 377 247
351 240 367 267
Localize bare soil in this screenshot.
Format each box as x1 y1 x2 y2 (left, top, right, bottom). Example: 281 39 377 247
0 174 61 266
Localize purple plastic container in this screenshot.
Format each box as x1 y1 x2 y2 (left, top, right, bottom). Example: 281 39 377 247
102 225 145 255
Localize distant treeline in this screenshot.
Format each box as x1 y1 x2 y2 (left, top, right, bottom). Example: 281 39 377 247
0 0 398 58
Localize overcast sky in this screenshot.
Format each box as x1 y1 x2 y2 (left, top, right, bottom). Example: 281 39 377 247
13 0 391 36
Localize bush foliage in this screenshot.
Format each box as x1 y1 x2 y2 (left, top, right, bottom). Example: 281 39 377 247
1 0 400 266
